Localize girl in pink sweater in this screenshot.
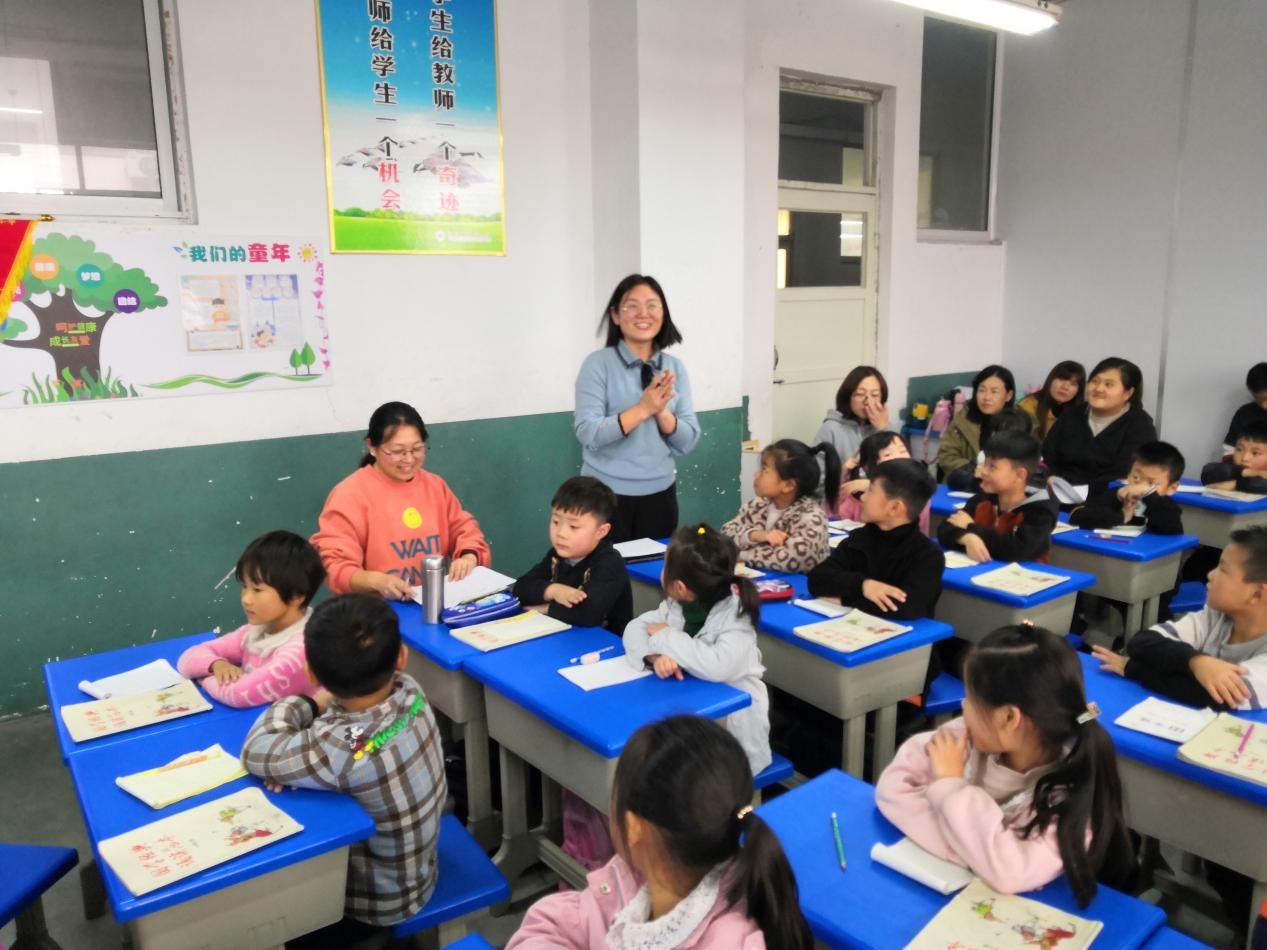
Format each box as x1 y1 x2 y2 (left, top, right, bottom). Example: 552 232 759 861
833 431 931 533
876 624 1134 907
178 531 324 708
508 716 812 950
311 401 491 601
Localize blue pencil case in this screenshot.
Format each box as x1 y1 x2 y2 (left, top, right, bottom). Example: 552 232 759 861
442 590 522 627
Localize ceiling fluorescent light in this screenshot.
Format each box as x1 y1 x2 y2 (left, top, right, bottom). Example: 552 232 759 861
0 106 43 115
891 0 1059 35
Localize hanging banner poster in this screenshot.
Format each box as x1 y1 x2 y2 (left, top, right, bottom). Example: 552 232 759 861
316 0 504 255
0 224 333 406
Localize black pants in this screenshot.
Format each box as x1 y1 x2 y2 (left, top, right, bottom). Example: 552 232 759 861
286 916 390 950
610 483 679 543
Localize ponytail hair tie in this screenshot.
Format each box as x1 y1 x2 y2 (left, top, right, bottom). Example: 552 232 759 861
736 804 754 827
697 525 707 535
1076 701 1101 726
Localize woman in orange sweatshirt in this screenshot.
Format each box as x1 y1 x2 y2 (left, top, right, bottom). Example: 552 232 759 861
311 401 491 600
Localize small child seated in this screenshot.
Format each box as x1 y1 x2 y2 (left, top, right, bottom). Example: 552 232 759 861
877 624 1134 906
242 594 447 946
1222 361 1267 453
938 432 1057 564
722 439 837 573
1093 526 1267 710
178 530 323 707
834 430 931 533
507 716 812 950
1070 441 1185 535
513 475 633 633
807 459 944 619
624 524 771 773
1203 418 1267 495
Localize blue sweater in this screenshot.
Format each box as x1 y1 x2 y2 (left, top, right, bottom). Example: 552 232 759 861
574 341 701 495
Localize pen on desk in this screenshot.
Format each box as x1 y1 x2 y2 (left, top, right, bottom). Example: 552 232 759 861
569 645 616 665
830 811 847 870
1091 535 1132 545
1236 723 1255 758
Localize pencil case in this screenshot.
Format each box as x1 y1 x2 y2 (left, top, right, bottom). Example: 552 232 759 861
442 591 522 627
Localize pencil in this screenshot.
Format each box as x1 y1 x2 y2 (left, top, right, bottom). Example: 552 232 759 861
831 811 847 870
1236 723 1255 758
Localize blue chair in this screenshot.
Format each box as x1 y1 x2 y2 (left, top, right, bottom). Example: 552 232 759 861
753 752 794 801
391 816 510 946
923 672 965 720
442 936 495 950
1169 581 1207 616
0 843 79 950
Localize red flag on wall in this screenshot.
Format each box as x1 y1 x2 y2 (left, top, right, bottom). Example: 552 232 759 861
0 218 38 327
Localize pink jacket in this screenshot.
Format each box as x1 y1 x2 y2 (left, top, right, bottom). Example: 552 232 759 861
875 718 1064 895
177 612 317 708
507 855 765 950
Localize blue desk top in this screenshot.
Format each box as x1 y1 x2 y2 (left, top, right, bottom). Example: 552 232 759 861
1078 652 1267 807
1051 522 1199 562
940 558 1096 607
43 632 252 761
1141 927 1212 949
0 842 78 927
390 601 482 672
462 627 750 758
757 574 954 668
626 557 665 589
66 713 375 923
1173 478 1267 513
930 483 970 517
757 769 1165 950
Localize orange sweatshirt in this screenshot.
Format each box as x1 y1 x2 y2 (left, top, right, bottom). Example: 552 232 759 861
311 465 491 593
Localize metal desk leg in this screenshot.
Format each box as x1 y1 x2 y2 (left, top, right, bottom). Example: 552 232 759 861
1123 601 1144 643
461 718 499 850
1141 595 1161 630
492 746 540 887
873 705 898 779
541 774 563 841
841 715 866 778
79 859 106 920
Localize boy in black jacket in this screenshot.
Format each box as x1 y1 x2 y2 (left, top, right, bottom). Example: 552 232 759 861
1070 441 1186 535
513 476 633 634
808 459 944 620
939 431 1058 563
1202 418 1267 495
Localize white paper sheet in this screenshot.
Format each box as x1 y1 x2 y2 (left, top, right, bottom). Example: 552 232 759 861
557 655 652 691
409 566 517 610
871 837 975 894
792 597 849 618
942 550 977 569
1114 696 1216 743
79 659 185 700
613 538 668 560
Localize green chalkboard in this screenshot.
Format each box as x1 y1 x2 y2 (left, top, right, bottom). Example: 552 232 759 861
0 406 743 715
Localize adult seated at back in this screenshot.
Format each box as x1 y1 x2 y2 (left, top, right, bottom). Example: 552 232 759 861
937 364 1025 489
813 365 898 465
311 401 490 601
1042 356 1157 499
574 274 700 543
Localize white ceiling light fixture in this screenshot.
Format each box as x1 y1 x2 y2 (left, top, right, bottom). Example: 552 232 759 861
890 0 1060 35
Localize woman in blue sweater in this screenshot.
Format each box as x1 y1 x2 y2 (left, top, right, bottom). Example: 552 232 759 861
574 274 701 542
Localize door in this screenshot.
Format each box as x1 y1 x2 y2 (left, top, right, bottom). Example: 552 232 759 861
773 81 880 445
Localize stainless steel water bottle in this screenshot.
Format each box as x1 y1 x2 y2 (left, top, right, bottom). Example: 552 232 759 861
421 555 445 624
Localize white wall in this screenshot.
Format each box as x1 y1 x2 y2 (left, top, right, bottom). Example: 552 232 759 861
997 0 1267 470
742 0 1006 443
7 0 1011 464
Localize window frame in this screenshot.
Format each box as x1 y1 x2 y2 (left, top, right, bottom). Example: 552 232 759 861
916 22 1003 244
0 0 193 221
778 75 880 196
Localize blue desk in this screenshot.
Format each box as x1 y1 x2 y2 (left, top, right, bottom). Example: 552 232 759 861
756 573 953 778
1079 652 1267 935
1172 478 1267 548
758 769 1165 949
464 626 750 889
934 559 1096 641
1049 524 1198 634
927 484 969 535
66 714 374 948
391 602 498 848
42 632 252 762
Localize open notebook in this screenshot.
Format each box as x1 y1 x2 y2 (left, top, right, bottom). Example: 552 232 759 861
60 680 211 743
1177 713 1267 787
908 879 1102 950
792 610 911 653
970 563 1066 597
448 611 570 652
98 787 302 897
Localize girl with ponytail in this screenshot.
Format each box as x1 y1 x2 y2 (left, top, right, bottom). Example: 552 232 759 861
508 715 812 950
722 438 838 573
876 624 1134 906
623 524 771 773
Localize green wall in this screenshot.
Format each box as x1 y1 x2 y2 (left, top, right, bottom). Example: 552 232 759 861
0 406 744 716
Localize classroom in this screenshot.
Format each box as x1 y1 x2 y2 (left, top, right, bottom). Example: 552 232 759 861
3 0 1267 948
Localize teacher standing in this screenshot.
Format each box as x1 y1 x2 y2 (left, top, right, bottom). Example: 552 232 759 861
574 274 700 543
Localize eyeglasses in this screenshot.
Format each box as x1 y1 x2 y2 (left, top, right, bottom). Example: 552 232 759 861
620 301 662 315
379 445 426 460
